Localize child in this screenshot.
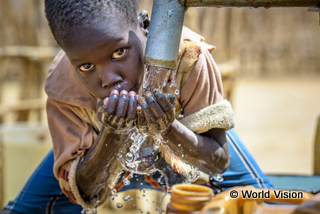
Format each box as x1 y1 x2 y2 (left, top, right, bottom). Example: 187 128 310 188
1 0 272 213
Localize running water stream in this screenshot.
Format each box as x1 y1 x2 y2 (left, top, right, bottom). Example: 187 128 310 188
82 66 222 213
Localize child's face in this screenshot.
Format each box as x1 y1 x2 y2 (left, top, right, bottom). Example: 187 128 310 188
63 20 146 99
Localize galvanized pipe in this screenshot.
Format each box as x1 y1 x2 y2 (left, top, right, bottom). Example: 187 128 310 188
144 0 320 69
144 0 185 69
185 0 320 8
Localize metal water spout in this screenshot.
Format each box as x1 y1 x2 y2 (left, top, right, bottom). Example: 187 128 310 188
144 0 320 70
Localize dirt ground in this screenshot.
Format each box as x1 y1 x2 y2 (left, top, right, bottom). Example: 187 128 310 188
232 76 320 175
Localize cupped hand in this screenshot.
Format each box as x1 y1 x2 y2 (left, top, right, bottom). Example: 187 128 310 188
137 88 176 135
97 90 138 131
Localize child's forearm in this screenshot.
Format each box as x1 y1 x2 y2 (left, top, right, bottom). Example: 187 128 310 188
75 126 128 202
161 119 229 174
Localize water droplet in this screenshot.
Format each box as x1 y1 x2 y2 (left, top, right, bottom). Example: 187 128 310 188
116 203 123 208
180 131 184 134
197 7 200 9
178 114 184 119
123 195 131 202
111 189 117 194
105 144 108 146
133 204 136 207
123 177 130 186
142 194 146 197
155 207 160 211
181 154 184 157
175 89 180 95
112 197 115 201
81 208 97 214
170 83 175 88
136 195 140 200
178 144 181 147
126 152 133 162
212 174 224 182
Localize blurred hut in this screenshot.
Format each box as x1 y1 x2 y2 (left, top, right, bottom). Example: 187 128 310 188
0 0 59 125
1 1 320 124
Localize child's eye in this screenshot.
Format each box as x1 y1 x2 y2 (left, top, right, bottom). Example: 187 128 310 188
111 48 128 59
79 63 95 72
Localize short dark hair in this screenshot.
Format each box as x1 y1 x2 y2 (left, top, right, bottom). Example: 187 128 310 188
45 0 139 47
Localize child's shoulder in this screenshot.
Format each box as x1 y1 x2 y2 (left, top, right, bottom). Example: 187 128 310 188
45 50 97 111
177 26 216 74
181 26 215 53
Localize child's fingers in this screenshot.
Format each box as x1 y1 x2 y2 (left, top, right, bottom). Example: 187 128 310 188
144 91 165 118
127 91 138 119
103 90 119 121
137 105 145 122
153 89 174 111
115 90 129 117
97 98 106 113
137 105 147 131
166 93 176 106
137 96 157 123
109 115 124 129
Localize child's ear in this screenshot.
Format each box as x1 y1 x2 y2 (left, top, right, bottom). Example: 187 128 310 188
138 10 150 36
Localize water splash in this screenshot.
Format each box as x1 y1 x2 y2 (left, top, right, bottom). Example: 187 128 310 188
81 208 97 214
123 195 131 202
126 152 134 162
142 65 172 93
123 176 130 186
117 129 163 175
210 173 224 182
111 64 208 213
154 169 170 214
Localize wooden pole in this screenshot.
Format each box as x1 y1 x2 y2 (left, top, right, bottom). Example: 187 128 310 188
314 115 320 175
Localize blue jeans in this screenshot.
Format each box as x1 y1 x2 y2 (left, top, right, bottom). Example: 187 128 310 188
1 129 272 214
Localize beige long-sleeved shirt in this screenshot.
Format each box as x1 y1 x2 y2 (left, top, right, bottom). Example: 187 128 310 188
44 26 234 205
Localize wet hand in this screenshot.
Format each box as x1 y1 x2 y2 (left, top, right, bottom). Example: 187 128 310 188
97 90 138 131
137 89 175 135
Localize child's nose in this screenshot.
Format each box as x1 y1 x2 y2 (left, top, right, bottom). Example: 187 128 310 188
101 65 123 88
101 68 123 89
